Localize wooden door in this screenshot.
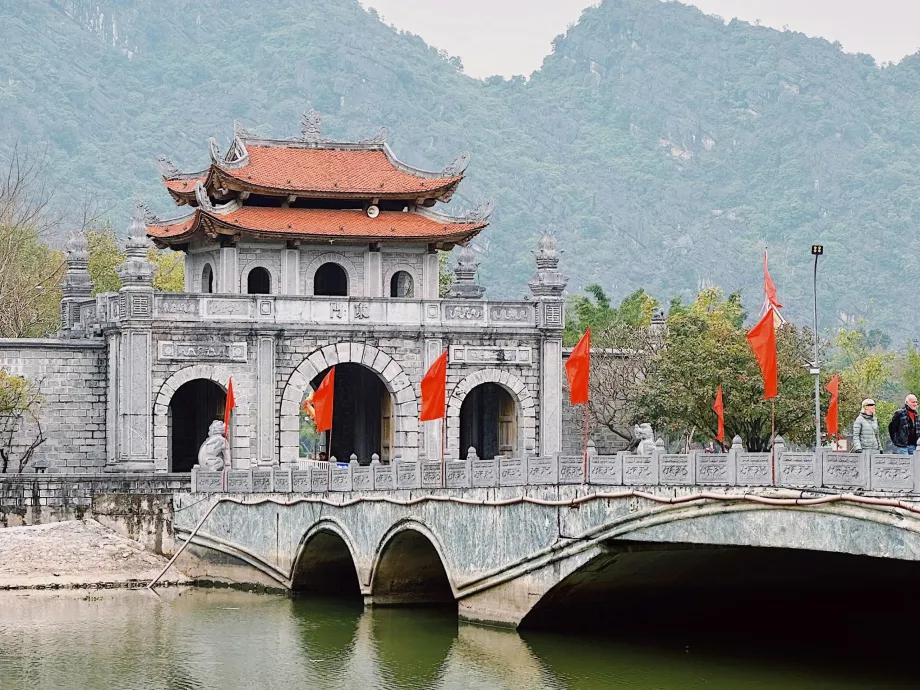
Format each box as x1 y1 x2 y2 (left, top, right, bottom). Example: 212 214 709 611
381 391 393 462
498 390 516 456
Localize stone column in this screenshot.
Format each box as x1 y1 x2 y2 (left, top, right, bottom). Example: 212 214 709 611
422 248 440 300
108 208 157 472
219 244 239 294
281 245 300 295
256 336 276 466
364 246 383 297
528 233 568 456
59 229 93 334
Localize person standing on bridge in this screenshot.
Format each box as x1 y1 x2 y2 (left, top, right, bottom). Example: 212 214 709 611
852 399 881 452
888 395 920 455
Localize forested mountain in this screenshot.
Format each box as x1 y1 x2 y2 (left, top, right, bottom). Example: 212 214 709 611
2 0 919 336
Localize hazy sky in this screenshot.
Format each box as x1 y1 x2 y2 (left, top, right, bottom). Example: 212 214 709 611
363 0 920 78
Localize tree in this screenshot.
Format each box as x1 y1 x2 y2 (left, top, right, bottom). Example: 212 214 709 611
87 224 185 294
564 285 658 345
830 326 897 442
0 370 44 473
634 288 827 451
438 251 452 298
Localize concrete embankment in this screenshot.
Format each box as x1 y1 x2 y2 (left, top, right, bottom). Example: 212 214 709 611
0 519 189 590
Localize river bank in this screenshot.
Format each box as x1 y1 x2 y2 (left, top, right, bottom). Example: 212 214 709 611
0 519 189 590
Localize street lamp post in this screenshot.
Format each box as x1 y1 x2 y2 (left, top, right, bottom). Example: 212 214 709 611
811 245 824 451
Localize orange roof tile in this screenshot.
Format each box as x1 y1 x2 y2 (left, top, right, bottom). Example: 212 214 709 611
164 176 207 193
219 147 461 196
147 213 198 239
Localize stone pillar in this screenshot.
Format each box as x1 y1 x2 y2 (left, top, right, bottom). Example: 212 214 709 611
108 208 157 472
59 229 93 335
450 245 485 299
424 338 444 460
528 233 568 456
219 244 239 294
422 248 440 300
281 245 300 295
256 336 276 466
364 246 383 297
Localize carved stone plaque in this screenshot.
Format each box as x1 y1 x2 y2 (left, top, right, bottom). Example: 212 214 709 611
352 465 373 491
588 455 622 485
777 452 819 488
558 455 584 484
374 464 395 490
206 300 250 317
445 460 471 488
421 462 443 488
159 298 199 316
471 458 498 487
527 455 558 485
489 305 531 322
395 461 421 489
292 469 311 493
444 304 483 321
659 454 694 485
195 469 224 493
823 452 867 489
272 468 292 493
158 341 247 362
736 453 773 487
499 457 525 486
871 453 915 492
330 463 353 492
696 453 732 485
226 470 252 493
251 469 273 493
310 465 330 492
623 455 658 485
449 345 533 366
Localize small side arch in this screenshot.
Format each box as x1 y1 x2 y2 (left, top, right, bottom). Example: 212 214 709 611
445 368 536 459
304 252 359 296
290 520 363 596
153 365 235 472
369 520 455 606
240 260 278 295
384 263 420 298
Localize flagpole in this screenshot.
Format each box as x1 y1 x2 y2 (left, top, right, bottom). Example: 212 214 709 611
582 402 589 479
771 399 776 485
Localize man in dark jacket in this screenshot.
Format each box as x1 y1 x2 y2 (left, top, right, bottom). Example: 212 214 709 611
888 395 920 455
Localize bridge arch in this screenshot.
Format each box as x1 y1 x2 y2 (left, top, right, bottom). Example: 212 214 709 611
291 520 362 597
153 364 235 472
279 344 419 464
446 368 536 459
369 520 455 606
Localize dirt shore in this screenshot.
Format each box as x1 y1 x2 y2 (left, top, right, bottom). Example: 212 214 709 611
0 519 190 589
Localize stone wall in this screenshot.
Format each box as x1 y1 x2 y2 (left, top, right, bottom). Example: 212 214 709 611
0 339 108 472
0 473 189 527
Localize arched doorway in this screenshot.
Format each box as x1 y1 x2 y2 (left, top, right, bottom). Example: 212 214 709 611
169 379 226 472
459 383 516 460
201 263 214 293
314 262 348 296
246 266 271 294
306 363 393 463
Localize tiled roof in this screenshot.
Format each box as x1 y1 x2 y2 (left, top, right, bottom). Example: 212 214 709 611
147 207 486 244
218 147 462 195
163 176 206 194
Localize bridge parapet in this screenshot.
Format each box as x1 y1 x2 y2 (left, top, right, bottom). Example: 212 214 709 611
190 441 920 494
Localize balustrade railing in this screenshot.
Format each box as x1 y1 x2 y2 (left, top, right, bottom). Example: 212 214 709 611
190 442 920 494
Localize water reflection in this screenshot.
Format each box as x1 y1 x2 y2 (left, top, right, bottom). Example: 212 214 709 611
0 589 916 690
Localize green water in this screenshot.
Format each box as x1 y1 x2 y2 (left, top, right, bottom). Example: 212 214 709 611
0 589 910 689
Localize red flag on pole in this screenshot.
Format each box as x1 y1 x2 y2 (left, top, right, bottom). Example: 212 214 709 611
713 386 725 444
764 250 783 309
566 328 591 405
223 378 235 437
747 310 778 400
825 374 840 436
312 367 336 433
420 350 448 422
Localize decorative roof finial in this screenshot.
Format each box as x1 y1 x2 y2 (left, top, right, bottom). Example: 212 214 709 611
451 245 485 299
155 155 180 180
65 228 89 263
116 207 156 288
528 231 567 301
441 152 471 177
301 109 323 143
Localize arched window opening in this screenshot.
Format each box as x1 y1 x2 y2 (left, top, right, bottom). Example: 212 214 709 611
201 263 214 294
459 383 517 460
168 379 226 472
390 271 414 298
247 266 271 295
314 262 348 296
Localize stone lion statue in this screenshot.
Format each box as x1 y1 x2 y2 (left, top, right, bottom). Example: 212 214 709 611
633 423 656 456
197 420 231 471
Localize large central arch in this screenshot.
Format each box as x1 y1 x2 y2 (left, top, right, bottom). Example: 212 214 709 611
279 343 419 464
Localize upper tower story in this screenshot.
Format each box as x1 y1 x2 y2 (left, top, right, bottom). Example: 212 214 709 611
144 111 491 300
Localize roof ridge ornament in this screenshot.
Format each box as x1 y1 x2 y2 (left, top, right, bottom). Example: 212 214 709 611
194 181 215 213
458 199 494 223
136 202 161 226
357 127 389 145
155 155 181 180
441 152 471 177
234 120 257 139
301 108 324 143
208 137 223 167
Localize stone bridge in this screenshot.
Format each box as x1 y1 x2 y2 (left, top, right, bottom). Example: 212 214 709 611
170 441 920 628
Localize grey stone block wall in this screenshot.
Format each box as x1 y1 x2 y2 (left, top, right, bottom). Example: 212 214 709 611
0 339 108 473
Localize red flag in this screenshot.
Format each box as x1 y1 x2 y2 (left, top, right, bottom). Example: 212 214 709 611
713 385 725 444
312 367 336 433
825 374 840 436
223 378 235 436
747 310 778 399
420 350 448 421
566 328 591 405
764 251 783 309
